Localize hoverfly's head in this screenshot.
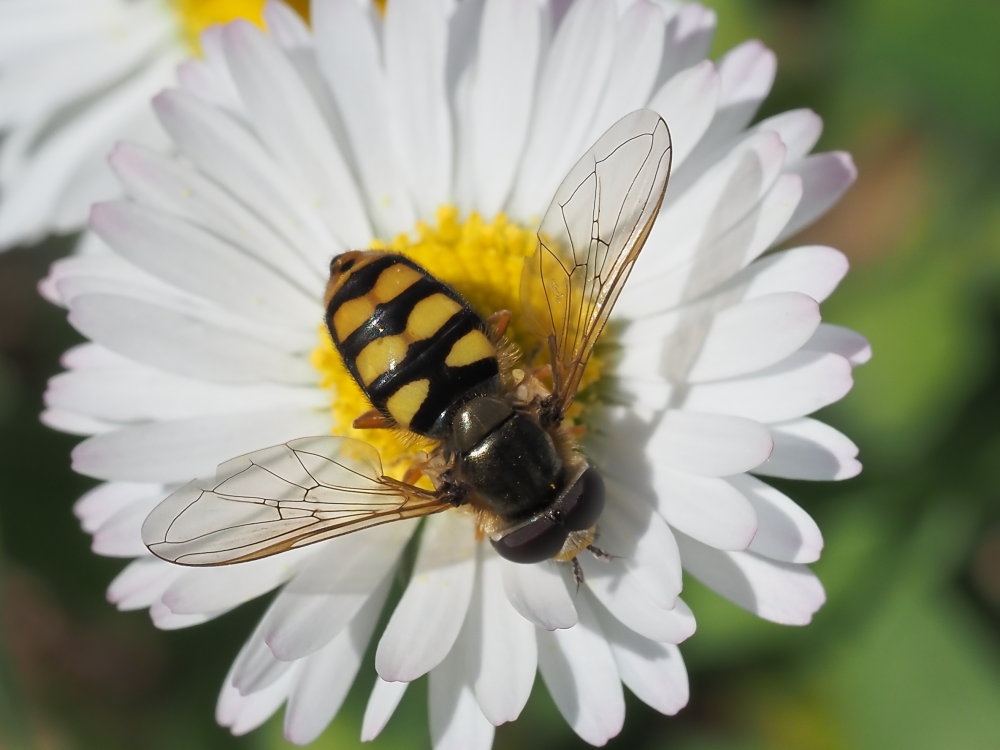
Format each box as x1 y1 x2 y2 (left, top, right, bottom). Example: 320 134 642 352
490 466 605 564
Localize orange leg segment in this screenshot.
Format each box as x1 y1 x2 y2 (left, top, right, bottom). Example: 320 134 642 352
353 409 394 429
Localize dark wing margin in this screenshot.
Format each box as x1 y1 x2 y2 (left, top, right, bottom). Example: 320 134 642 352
141 436 449 566
520 109 672 416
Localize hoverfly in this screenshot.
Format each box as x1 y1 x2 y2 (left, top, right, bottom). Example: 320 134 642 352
141 109 672 572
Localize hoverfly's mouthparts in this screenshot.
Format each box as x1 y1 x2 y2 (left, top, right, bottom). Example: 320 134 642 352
490 466 605 564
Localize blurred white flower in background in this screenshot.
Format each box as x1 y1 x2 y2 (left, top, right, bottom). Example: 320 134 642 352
0 0 308 250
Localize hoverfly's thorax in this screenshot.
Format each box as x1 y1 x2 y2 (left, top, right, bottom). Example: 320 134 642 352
449 396 564 520
324 251 501 438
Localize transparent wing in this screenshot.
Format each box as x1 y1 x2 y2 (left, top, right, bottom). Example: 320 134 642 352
141 436 449 566
521 109 672 416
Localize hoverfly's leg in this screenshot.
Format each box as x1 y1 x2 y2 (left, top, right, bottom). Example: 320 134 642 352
486 309 513 337
512 362 556 407
401 463 425 487
571 557 585 591
586 544 617 562
531 362 553 382
437 471 468 508
539 392 564 428
353 409 394 430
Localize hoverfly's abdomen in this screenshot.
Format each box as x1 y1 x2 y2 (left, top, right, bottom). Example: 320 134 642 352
325 251 500 438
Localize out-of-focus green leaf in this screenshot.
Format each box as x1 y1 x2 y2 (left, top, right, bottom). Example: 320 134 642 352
844 0 1000 142
817 503 1000 750
825 240 992 467
705 0 768 57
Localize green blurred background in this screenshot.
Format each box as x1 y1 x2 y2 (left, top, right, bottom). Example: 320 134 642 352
2 0 998 748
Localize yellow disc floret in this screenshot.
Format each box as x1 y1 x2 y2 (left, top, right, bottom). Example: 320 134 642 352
311 206 607 479
171 0 310 54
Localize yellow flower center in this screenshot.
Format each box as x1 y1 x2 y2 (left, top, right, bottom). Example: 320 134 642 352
310 206 607 478
170 0 310 54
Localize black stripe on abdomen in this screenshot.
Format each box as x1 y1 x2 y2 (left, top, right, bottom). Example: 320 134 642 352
367 313 499 437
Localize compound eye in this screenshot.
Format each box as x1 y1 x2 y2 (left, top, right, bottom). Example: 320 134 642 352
491 516 568 564
559 467 605 532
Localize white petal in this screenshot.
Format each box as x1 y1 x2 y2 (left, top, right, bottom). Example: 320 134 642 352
264 1 312 47
150 601 224 630
0 55 176 248
217 660 296 736
107 141 322 292
47 365 325 423
72 409 331 483
672 292 821 383
676 533 826 625
107 557 181 611
586 474 682 608
59 342 128 369
589 0 666 138
0 5 170 125
230 619 296 696
152 89 340 264
176 57 238 110
444 0 484 96
450 67 476 213
657 3 716 80
161 553 303 616
508 0 616 219
627 292 821 390
429 647 496 750
467 0 542 215
804 323 872 366
261 521 414 661
723 245 848 303
777 151 857 242
198 24 243 105
657 131 786 264
469 553 537 724
731 474 823 564
221 21 373 247
384 0 452 215
754 108 822 164
650 410 773 476
361 678 408 742
42 250 172 308
581 556 696 643
92 495 157 557
376 513 478 681
90 200 317 329
595 416 758 550
648 59 719 169
647 469 758 551
537 597 625 746
283 576 391 745
500 558 577 630
40 408 116 436
622 172 803 316
67 293 316 385
757 417 861 481
74 480 159 533
54 264 182 307
697 40 776 156
312 0 416 235
596 603 690 715
680 351 854 423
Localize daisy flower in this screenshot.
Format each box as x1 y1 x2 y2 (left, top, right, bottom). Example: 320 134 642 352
0 0 308 250
43 0 868 746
